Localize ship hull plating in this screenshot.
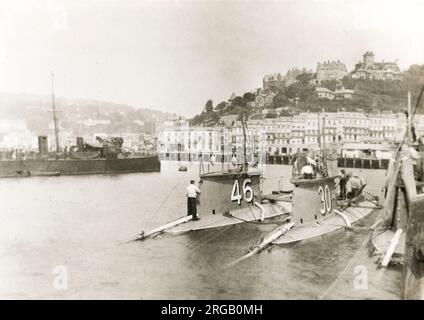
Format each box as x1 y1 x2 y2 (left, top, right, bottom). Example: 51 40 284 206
0 155 161 178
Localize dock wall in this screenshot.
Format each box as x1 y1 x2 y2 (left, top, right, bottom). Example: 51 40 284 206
160 152 389 170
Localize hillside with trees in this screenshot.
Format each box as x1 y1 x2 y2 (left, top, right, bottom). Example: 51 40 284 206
190 64 424 126
0 93 176 135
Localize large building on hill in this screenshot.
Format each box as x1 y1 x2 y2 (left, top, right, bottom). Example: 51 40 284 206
262 68 314 90
284 67 312 86
351 51 402 81
263 73 285 91
315 87 354 100
316 60 348 83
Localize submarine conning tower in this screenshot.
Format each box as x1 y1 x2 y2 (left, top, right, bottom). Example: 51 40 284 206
197 170 262 216
291 176 338 225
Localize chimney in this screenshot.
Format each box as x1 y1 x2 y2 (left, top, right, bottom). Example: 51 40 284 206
38 136 48 154
76 137 84 150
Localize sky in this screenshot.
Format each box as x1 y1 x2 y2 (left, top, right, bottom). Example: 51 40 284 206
1 0 424 117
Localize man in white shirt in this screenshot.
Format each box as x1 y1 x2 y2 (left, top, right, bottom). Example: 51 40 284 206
231 154 238 166
186 180 201 221
300 164 315 179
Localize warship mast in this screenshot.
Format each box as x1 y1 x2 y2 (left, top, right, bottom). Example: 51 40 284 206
51 72 60 153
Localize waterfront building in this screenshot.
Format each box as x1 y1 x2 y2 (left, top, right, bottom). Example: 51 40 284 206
340 142 395 159
231 120 266 162
158 119 232 161
158 111 424 161
413 114 424 138
337 112 369 143
321 112 341 147
0 131 38 151
368 112 398 143
290 115 306 146
263 117 292 155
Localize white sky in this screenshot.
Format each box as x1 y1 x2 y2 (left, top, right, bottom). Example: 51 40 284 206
1 0 424 116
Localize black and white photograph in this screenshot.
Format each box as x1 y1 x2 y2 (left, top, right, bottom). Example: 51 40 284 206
0 0 424 303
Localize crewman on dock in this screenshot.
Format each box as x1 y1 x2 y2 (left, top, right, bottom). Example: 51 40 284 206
186 179 201 221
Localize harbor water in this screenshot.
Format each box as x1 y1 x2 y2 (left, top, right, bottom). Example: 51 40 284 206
0 162 401 299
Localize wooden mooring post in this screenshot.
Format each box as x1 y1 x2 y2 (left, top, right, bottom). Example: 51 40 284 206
402 195 424 298
402 193 424 299
401 157 424 299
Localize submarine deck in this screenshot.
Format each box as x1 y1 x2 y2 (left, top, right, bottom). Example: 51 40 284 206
272 199 379 245
165 201 293 235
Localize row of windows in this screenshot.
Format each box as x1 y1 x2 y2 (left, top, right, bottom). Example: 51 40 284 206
344 128 367 134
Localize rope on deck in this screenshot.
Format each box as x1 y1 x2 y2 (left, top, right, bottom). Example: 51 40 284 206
222 210 288 225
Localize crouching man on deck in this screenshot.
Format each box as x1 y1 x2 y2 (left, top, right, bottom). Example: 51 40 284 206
186 179 201 221
346 173 366 200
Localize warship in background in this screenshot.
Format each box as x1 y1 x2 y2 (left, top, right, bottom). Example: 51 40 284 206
0 74 160 178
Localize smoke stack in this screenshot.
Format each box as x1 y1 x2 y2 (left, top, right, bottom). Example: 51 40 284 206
76 137 84 150
38 136 48 154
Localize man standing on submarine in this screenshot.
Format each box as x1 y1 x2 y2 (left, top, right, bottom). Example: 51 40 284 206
186 179 201 221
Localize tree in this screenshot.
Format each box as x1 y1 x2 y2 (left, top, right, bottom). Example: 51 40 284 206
209 112 220 123
341 76 356 90
296 73 313 84
242 92 256 103
272 92 289 108
237 110 248 121
286 82 314 100
232 96 246 107
215 101 227 111
190 111 207 126
205 99 213 113
320 80 338 91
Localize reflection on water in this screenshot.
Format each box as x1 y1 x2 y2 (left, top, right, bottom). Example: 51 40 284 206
0 162 400 299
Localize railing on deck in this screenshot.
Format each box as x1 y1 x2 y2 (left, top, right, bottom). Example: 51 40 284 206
198 159 261 176
199 160 233 176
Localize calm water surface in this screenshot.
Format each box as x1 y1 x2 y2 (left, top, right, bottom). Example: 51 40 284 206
0 162 401 299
